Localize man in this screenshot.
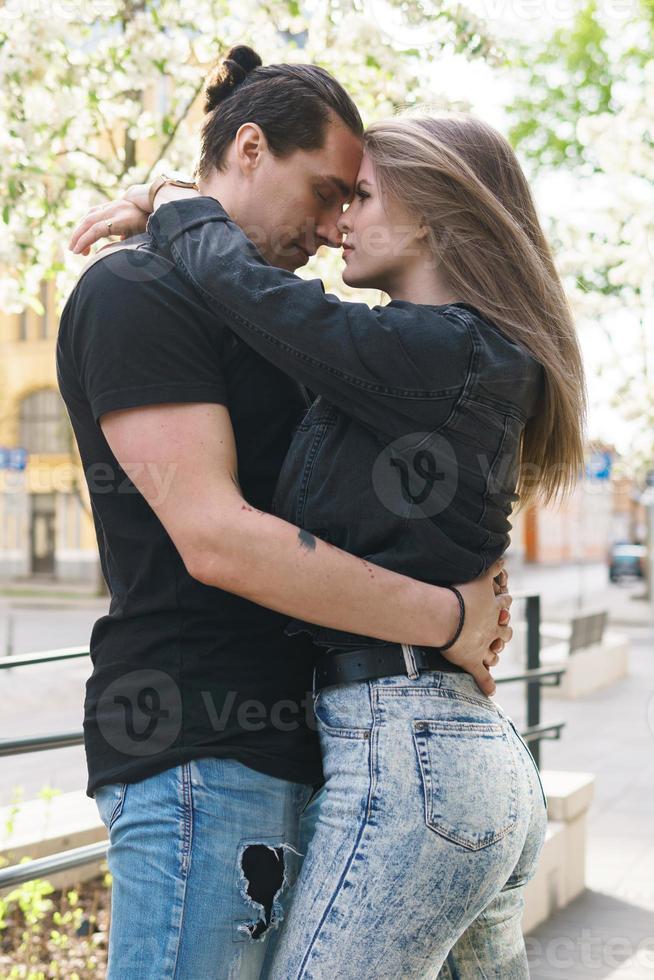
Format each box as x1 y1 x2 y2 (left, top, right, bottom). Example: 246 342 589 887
60 48 510 979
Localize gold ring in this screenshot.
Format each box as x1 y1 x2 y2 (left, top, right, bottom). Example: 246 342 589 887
106 219 113 234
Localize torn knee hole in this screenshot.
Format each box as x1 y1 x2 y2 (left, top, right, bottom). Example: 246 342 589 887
239 843 287 940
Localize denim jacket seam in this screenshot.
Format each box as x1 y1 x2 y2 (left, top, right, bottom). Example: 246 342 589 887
295 419 332 525
477 413 510 532
432 314 479 433
465 393 528 425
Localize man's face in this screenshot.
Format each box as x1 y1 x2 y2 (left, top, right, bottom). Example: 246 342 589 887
238 117 363 271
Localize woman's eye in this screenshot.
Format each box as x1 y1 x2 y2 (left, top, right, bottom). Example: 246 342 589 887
355 190 370 201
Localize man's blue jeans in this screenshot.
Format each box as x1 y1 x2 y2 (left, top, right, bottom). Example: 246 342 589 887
94 757 313 979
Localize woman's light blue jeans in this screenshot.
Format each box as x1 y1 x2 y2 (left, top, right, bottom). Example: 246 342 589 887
261 670 548 979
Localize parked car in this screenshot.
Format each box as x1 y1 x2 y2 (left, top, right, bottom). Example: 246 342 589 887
608 542 647 582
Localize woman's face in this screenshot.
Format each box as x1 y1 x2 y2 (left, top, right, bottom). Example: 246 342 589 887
336 152 426 292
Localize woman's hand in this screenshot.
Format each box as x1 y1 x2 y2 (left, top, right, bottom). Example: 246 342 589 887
68 179 200 255
439 559 513 697
69 196 149 255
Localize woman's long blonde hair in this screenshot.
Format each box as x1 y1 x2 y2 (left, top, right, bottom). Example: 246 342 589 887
364 112 587 510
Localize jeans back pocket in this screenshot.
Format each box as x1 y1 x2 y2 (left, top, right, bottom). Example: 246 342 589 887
412 719 518 851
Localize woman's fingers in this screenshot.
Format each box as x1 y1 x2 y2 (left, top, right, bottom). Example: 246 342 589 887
69 209 112 252
68 213 97 252
68 200 134 252
72 218 120 255
491 628 512 651
69 201 149 254
497 593 512 611
470 662 496 698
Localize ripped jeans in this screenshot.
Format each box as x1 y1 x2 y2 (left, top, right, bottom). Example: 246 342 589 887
261 670 548 979
94 758 313 979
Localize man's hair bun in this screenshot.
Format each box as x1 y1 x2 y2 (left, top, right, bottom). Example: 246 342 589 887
204 45 263 113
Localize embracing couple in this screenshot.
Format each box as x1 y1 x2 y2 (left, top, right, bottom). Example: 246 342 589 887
57 44 586 979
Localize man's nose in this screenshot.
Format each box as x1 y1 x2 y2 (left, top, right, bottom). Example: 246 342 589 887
316 219 344 250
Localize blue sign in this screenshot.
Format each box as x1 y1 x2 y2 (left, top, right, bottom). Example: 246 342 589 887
586 451 612 481
0 447 28 471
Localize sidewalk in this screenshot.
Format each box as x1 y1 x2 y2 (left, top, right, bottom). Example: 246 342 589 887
502 568 654 978
0 576 107 610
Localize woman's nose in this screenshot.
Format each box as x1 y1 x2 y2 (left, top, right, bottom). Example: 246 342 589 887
336 208 350 236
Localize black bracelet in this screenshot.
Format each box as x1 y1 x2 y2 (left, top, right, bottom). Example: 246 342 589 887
438 585 465 652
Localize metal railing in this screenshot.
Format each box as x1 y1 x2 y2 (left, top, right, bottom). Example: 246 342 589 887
495 592 566 768
0 592 565 889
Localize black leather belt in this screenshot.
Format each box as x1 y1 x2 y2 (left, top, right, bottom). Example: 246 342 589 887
313 644 465 692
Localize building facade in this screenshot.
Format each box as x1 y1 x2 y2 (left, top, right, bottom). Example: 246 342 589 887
0 283 99 582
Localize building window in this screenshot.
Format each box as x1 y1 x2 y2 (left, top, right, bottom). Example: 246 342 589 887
19 389 69 454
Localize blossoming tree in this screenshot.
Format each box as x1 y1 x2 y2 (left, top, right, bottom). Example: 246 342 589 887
508 0 654 475
0 0 497 312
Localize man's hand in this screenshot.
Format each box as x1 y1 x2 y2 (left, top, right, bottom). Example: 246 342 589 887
439 560 513 697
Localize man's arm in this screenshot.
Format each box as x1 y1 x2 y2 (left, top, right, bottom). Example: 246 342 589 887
101 401 511 694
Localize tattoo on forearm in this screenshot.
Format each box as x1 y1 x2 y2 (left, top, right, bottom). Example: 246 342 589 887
298 529 317 552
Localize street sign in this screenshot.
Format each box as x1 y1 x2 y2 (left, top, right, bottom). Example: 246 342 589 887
0 447 27 471
586 451 612 481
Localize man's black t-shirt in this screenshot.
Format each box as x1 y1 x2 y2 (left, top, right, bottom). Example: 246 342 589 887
56 241 322 797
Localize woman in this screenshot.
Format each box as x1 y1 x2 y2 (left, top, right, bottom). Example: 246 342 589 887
70 59 586 978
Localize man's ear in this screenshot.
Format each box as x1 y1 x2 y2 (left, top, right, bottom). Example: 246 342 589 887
234 122 268 176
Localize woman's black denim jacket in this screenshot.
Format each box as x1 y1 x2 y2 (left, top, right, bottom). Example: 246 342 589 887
148 198 545 650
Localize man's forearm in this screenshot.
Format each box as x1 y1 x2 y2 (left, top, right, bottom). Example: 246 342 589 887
186 502 460 649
